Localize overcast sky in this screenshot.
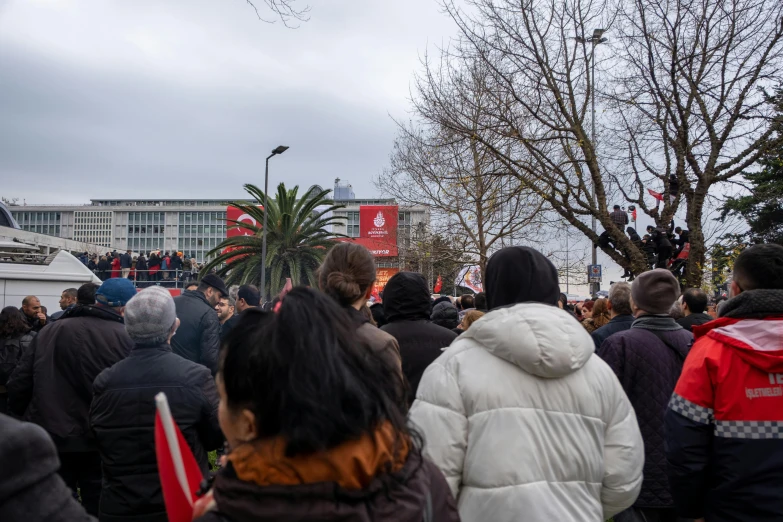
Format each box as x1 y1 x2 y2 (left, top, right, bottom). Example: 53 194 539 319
0 0 457 204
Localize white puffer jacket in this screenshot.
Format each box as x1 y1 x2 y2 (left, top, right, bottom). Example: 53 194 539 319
409 303 644 522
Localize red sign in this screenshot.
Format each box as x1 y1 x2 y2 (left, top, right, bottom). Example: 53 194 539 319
359 205 398 257
336 237 398 258
374 267 399 295
226 206 261 238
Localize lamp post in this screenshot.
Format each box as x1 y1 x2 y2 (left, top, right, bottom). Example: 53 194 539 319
576 29 608 295
260 145 289 302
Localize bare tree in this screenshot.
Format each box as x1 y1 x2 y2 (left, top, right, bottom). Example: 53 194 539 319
245 0 310 27
607 0 783 284
380 98 552 281
411 0 783 286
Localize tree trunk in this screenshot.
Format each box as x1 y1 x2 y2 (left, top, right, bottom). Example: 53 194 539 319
685 182 709 287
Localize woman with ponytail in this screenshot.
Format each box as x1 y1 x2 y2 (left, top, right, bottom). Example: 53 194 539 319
318 242 401 374
195 288 459 522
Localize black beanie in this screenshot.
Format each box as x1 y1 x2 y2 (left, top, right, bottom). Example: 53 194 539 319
485 246 561 310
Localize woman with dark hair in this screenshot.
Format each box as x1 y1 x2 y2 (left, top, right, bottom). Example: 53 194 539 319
194 288 459 522
318 243 401 374
0 307 36 413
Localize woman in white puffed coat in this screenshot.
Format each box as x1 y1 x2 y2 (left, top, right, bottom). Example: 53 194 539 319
409 246 644 522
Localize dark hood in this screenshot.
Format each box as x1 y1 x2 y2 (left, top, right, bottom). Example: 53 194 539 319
485 246 561 310
431 301 459 330
382 272 431 322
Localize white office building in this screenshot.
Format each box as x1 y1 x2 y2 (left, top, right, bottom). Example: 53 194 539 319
10 181 429 263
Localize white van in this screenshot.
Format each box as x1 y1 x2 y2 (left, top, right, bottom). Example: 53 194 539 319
0 242 102 312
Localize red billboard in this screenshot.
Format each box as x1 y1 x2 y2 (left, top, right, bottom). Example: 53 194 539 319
359 205 398 257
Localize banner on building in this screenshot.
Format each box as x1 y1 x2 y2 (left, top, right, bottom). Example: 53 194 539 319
373 267 399 297
456 265 483 294
226 205 261 238
335 237 398 257
360 205 398 249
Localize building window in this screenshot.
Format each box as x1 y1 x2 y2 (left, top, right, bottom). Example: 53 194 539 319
12 211 62 238
347 211 360 237
178 211 227 263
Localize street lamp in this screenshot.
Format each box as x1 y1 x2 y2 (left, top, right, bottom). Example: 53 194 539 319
260 145 289 302
576 29 608 295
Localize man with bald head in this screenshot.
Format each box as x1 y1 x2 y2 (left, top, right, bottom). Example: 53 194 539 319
20 296 47 332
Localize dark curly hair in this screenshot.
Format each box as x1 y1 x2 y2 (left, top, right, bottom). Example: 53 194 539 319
219 287 412 458
0 306 31 338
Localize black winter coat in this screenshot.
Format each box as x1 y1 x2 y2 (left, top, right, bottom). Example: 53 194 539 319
0 332 35 386
6 305 132 452
171 290 221 375
381 273 457 404
170 255 183 270
90 343 223 522
97 259 111 280
590 314 635 350
676 312 713 332
0 413 95 522
597 319 693 508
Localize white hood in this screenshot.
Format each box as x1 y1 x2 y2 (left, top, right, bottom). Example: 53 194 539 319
461 302 595 378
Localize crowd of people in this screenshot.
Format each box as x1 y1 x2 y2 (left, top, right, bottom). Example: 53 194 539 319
599 205 691 280
1 240 782 522
78 249 201 285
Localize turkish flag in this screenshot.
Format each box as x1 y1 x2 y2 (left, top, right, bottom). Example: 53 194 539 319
434 275 443 294
154 393 204 522
647 188 664 202
631 209 637 221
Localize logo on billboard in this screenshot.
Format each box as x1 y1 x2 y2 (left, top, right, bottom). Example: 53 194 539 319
358 206 399 257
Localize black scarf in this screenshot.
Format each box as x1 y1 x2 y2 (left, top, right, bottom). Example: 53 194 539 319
631 314 683 332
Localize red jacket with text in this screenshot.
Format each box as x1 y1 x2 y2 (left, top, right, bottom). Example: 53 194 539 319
664 289 783 522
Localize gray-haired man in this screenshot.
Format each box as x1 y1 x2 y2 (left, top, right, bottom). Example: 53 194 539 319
90 286 222 522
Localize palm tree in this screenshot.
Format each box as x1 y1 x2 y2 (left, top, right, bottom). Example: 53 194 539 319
200 183 345 296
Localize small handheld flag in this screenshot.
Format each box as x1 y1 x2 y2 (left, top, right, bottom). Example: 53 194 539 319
155 392 204 522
